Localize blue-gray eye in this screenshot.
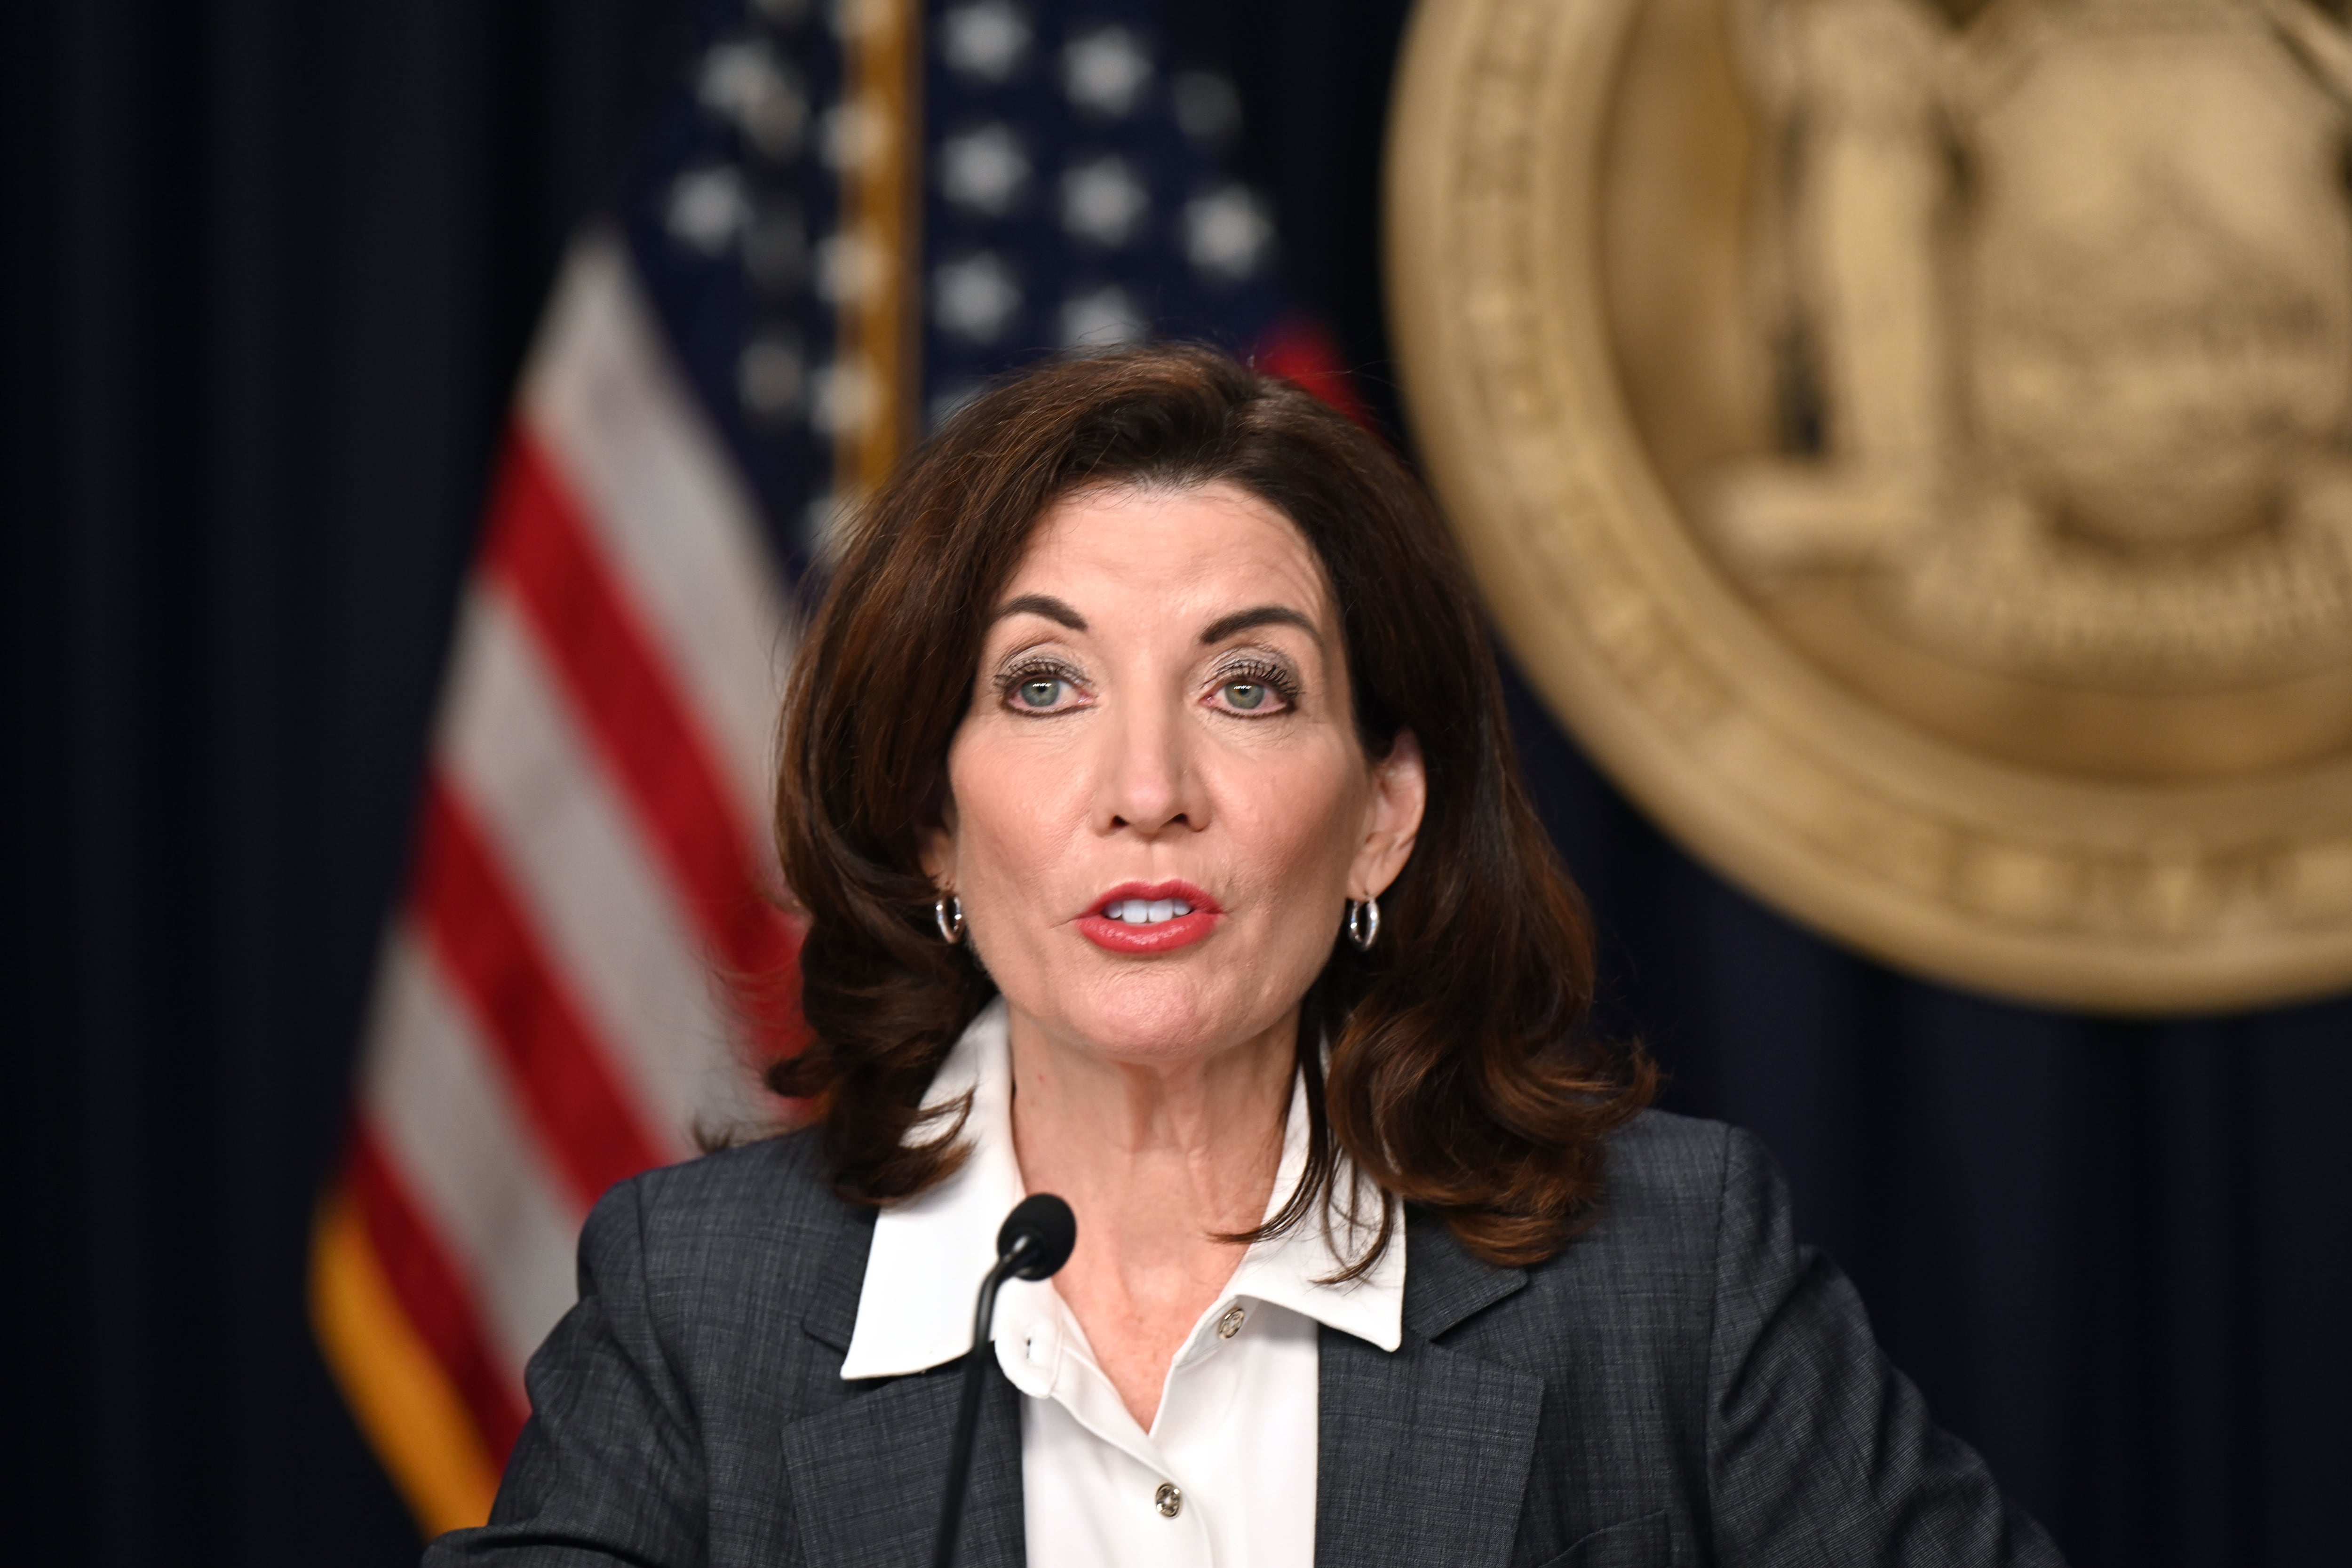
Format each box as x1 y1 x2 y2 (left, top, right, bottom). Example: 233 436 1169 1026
1017 677 1063 708
1224 681 1266 710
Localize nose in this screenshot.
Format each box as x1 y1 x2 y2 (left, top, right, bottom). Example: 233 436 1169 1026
1095 688 1205 837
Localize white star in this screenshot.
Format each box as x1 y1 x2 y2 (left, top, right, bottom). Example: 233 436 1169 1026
665 165 751 255
818 101 890 173
815 231 882 304
698 38 808 159
739 331 807 423
1061 155 1149 248
831 0 895 42
933 252 1023 343
1063 24 1152 118
937 123 1030 216
811 360 879 437
940 0 1032 83
1184 183 1273 281
744 200 808 291
1172 71 1241 147
1059 284 1146 348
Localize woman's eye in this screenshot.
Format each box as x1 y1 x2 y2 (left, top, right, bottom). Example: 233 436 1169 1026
1212 671 1290 713
1015 677 1065 709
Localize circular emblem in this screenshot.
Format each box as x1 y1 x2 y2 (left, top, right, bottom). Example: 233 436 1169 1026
1387 0 2352 1011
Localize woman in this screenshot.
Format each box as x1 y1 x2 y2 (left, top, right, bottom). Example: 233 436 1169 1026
428 347 2062 1567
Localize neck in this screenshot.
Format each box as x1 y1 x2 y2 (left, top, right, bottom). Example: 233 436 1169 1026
1003 1003 1297 1429
1006 1004 1296 1248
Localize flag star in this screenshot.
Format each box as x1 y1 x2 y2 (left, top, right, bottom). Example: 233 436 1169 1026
940 0 1032 83
818 100 890 173
1061 154 1149 248
1063 25 1152 117
698 37 808 159
739 331 808 423
744 199 808 291
1184 183 1274 281
815 231 882 304
933 252 1024 343
1059 284 1146 348
938 124 1031 216
812 359 881 436
665 165 752 255
1172 70 1242 148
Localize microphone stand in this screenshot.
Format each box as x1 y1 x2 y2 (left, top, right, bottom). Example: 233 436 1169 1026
932 1237 1034 1568
933 1194 1075 1568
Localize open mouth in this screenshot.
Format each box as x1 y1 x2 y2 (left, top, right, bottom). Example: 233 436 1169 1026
1077 882 1221 954
1099 896 1197 926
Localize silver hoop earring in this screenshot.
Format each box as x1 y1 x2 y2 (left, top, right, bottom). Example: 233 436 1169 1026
1346 895 1380 952
934 893 966 946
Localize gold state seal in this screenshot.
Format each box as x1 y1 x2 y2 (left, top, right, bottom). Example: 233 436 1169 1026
1388 0 2352 1011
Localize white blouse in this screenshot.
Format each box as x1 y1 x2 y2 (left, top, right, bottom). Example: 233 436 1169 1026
839 999 1406 1568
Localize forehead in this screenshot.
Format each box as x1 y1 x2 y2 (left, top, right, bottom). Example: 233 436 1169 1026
1007 480 1333 625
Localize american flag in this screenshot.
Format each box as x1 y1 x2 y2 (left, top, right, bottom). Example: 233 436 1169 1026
308 0 1343 1536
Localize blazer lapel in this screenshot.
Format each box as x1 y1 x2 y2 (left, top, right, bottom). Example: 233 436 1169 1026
778 1360 1025 1568
782 1211 1024 1568
1315 1214 1545 1568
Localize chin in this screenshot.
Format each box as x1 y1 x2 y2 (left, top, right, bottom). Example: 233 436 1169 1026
1051 963 1272 1065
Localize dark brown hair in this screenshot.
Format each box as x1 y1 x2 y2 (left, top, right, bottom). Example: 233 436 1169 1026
769 344 1654 1270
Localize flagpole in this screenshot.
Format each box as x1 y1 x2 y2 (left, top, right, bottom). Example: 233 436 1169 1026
835 0 922 499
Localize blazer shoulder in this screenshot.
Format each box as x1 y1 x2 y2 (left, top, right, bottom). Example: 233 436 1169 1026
1499 1110 1744 1318
1418 1112 1740 1374
1592 1107 1741 1236
587 1126 874 1326
627 1122 841 1225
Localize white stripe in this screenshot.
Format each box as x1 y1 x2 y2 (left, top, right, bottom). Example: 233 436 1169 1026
358 927 583 1383
520 231 793 843
436 580 769 1154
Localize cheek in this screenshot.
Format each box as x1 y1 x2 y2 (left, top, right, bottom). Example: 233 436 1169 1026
1215 742 1369 908
945 727 1090 902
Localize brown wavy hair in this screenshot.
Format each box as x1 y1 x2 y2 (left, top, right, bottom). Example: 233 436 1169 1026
769 344 1654 1271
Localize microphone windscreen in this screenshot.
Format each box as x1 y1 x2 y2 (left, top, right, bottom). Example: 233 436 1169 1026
999 1194 1077 1280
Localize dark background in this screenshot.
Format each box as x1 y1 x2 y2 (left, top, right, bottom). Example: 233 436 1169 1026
6 2 2346 1564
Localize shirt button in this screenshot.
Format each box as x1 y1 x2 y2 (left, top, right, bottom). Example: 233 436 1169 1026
1216 1305 1245 1339
1154 1481 1183 1519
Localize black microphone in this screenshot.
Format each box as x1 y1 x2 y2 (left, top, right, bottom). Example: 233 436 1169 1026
933 1194 1078 1568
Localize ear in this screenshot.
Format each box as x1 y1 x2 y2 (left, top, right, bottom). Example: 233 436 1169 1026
1351 729 1426 902
919 798 961 891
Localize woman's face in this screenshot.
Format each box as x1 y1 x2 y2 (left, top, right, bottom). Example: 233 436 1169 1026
926 480 1425 1067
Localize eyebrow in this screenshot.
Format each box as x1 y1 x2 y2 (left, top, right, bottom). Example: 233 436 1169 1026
1199 605 1321 645
991 593 1088 631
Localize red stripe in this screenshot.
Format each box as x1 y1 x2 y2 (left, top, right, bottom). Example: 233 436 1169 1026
344 1120 529 1465
482 430 806 1058
414 772 668 1205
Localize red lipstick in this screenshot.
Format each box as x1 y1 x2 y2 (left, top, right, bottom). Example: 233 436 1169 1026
1075 880 1223 955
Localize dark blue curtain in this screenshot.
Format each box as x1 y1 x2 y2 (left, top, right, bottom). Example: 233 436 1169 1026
2 2 680 1560
6 2 2346 1565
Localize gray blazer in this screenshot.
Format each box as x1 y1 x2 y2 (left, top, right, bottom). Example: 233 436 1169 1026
425 1110 2064 1568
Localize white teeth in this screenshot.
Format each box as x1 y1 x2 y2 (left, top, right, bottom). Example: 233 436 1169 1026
1104 897 1196 925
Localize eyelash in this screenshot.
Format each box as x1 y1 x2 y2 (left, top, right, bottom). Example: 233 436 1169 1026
1208 657 1300 713
996 657 1088 714
993 655 1302 714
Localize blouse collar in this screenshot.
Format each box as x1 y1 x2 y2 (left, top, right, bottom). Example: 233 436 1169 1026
840 997 1406 1381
